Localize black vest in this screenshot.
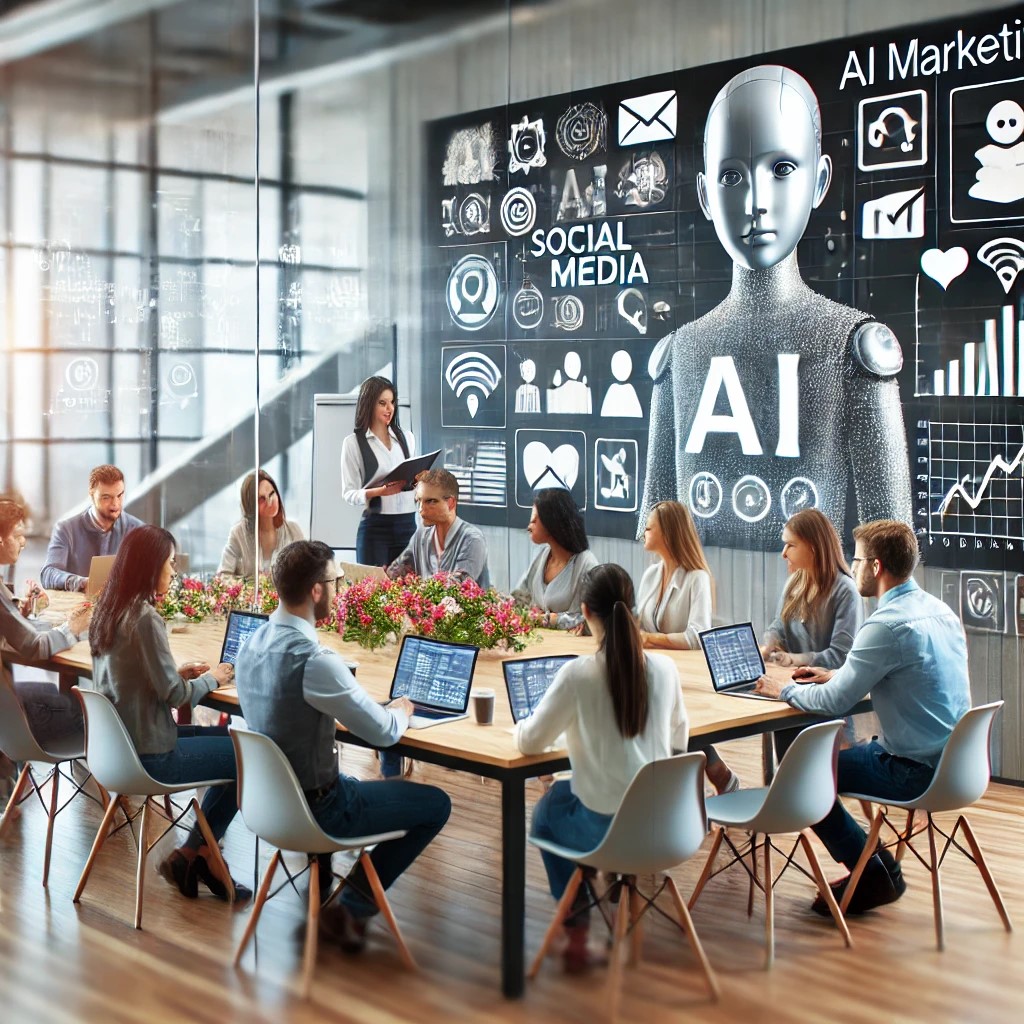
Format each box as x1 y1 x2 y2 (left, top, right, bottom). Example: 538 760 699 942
356 427 410 513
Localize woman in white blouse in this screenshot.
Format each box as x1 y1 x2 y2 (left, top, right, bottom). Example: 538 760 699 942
340 376 417 567
513 488 598 631
636 500 738 794
517 563 688 973
217 470 304 579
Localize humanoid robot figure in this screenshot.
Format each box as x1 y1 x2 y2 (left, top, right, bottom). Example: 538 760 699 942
641 65 912 547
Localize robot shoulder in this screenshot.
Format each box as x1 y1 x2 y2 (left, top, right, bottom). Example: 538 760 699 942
849 319 903 378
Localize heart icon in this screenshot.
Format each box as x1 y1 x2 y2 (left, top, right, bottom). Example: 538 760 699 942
522 441 579 491
920 247 969 291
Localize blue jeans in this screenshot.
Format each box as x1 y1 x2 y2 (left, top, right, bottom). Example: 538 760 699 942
309 774 451 919
530 780 613 918
813 740 935 868
16 682 84 749
139 726 239 852
356 512 416 567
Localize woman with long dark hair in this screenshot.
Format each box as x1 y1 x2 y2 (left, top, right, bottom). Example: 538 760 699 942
513 488 598 630
517 563 688 972
341 375 417 566
218 468 304 578
90 525 249 902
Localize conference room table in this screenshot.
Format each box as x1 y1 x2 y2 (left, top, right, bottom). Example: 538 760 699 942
31 598 849 999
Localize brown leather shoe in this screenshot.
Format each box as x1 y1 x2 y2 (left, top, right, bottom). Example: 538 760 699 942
319 902 369 954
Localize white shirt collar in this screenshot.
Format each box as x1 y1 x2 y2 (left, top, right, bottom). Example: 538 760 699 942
270 605 319 643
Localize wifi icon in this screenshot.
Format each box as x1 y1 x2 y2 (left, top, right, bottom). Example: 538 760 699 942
444 349 503 419
978 237 1024 294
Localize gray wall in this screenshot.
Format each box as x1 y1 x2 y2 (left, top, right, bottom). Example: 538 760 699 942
368 0 1023 779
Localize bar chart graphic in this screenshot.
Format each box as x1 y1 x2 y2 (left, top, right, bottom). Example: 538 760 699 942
916 305 1023 398
929 421 1024 542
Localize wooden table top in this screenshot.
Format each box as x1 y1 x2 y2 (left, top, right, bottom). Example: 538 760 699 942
43 593 806 771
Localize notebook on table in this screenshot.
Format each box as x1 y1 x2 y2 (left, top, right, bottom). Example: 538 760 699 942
85 555 116 597
502 654 578 723
219 610 269 666
698 622 781 702
385 634 478 729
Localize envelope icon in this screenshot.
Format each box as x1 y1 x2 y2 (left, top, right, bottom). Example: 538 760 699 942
617 90 677 146
861 186 926 240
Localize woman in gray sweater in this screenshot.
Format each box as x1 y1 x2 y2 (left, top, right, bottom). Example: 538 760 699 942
90 525 249 902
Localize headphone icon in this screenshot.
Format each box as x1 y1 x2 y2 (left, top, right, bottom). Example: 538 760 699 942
867 106 918 153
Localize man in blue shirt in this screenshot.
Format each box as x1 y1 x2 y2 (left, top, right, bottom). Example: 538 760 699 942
235 540 451 951
756 520 970 915
40 464 144 591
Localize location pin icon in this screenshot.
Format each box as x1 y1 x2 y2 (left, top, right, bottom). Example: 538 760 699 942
466 393 479 418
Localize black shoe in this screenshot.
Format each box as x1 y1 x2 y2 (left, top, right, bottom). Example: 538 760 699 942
317 853 334 902
811 853 906 917
157 850 198 898
318 902 369 954
193 853 252 904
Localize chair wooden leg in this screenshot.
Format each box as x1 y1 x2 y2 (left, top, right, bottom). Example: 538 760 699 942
300 853 321 998
0 763 31 836
42 763 61 887
190 797 234 904
605 878 631 1022
628 883 643 967
74 791 121 902
529 866 584 978
799 832 852 948
134 800 151 929
840 811 884 915
234 849 281 967
894 808 915 863
361 853 417 971
926 816 944 951
957 816 1013 933
763 837 774 968
665 875 720 1002
747 833 759 919
858 799 874 824
688 827 724 910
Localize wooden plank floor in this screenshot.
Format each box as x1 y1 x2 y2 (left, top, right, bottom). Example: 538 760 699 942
1 736 1022 1023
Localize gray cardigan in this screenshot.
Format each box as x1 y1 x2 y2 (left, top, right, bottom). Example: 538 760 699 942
513 548 598 630
762 572 864 670
90 603 217 755
217 518 305 578
388 517 490 588
0 582 73 690
40 508 144 592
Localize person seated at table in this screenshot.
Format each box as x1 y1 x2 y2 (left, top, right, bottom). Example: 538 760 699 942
635 500 737 795
1 498 92 810
235 540 452 952
760 508 864 759
88 524 248 902
40 464 144 592
218 469 304 579
387 469 489 587
513 488 597 631
755 520 970 915
516 563 689 973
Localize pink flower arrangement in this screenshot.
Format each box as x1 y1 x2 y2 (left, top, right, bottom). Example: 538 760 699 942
156 573 281 623
336 571 544 652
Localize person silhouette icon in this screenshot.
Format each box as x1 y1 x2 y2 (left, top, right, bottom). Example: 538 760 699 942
969 98 1024 204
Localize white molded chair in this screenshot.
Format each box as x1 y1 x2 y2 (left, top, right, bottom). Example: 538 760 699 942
229 727 416 997
528 753 719 1018
689 720 851 967
72 686 236 927
840 701 1013 949
0 683 105 886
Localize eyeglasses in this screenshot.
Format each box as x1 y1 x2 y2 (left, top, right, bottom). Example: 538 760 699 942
258 489 277 505
850 556 874 566
321 576 344 589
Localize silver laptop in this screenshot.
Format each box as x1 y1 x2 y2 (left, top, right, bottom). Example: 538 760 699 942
698 622 781 702
341 561 389 585
86 555 116 597
502 655 577 722
219 610 269 666
385 634 478 729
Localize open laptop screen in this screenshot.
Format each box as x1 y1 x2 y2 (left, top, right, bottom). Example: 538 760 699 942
502 655 577 723
698 622 765 692
219 610 269 666
389 635 478 713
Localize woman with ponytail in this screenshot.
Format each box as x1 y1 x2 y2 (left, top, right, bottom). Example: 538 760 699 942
516 563 689 973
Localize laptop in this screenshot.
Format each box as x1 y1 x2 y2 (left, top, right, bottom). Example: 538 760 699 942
85 555 116 597
698 622 781 702
385 634 478 729
502 654 578 723
341 561 389 585
219 610 269 666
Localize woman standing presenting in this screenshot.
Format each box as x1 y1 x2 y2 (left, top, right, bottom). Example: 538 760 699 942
514 488 598 631
90 525 249 902
341 376 417 566
517 563 688 973
218 469 304 579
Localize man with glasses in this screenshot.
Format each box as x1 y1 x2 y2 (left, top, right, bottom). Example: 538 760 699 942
40 464 144 592
386 469 490 588
235 540 452 951
756 519 970 916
